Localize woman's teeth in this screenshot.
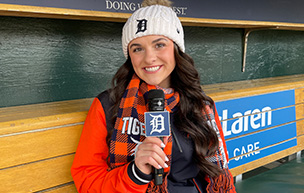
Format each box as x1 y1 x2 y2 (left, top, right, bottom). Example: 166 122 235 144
145 66 160 72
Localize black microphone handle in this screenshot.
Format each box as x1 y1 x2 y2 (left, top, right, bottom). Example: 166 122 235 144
154 161 164 185
147 89 165 185
154 138 164 185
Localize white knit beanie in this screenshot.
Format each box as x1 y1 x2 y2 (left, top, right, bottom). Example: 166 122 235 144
122 3 185 58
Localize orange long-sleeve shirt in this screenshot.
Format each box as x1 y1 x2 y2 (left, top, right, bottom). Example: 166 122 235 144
71 98 150 192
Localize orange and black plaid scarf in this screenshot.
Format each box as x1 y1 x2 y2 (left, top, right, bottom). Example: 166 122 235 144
109 74 179 170
109 74 235 193
204 106 236 193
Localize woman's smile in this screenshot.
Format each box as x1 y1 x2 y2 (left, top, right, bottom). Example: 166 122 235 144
144 65 162 73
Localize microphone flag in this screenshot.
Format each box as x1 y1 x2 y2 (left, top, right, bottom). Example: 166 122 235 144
144 111 170 137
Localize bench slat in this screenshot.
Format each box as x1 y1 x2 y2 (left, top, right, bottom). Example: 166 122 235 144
205 74 304 101
0 154 74 193
0 111 86 136
296 104 304 120
298 119 304 136
295 88 304 104
0 98 92 122
40 183 77 193
0 124 82 169
204 74 304 93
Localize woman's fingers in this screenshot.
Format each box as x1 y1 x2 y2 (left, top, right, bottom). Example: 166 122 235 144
143 137 166 148
138 143 168 166
134 137 169 174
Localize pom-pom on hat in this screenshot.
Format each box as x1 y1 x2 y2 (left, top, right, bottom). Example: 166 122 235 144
122 0 185 58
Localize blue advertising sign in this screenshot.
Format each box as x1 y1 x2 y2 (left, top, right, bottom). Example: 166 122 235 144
215 90 297 169
228 138 297 168
215 90 296 139
144 111 170 137
226 122 297 168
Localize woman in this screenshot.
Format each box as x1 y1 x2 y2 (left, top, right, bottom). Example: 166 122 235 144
71 0 236 192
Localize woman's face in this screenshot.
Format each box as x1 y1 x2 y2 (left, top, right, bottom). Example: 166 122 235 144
128 35 176 88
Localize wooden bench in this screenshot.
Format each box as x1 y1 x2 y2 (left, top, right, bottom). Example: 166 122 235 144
0 74 303 192
0 99 92 192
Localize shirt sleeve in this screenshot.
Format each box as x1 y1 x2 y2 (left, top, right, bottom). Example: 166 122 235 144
71 98 150 193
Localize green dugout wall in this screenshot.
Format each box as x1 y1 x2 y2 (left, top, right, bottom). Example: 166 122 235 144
1 16 304 108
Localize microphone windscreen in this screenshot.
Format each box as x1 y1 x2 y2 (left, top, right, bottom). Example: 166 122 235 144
148 89 164 100
148 89 165 111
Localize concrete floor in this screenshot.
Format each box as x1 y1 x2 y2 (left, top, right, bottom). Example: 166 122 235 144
235 155 304 193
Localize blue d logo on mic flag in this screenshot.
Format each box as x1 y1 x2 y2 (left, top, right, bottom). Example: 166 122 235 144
144 111 170 137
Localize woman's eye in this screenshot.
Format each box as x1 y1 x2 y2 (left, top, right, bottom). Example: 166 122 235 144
156 43 165 48
133 47 142 52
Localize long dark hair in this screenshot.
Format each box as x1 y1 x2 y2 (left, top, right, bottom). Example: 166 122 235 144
107 45 222 177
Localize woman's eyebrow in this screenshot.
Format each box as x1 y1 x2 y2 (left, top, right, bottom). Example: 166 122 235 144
129 43 141 49
152 38 168 44
129 38 168 49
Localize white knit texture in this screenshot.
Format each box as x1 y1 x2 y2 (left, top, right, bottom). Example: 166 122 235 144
122 5 184 58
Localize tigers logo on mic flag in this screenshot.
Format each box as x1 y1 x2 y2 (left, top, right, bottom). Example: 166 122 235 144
144 111 170 137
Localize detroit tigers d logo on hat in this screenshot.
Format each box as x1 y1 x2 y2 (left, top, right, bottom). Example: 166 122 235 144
136 19 147 34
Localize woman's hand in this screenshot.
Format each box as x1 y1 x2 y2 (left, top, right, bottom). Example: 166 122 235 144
134 137 169 175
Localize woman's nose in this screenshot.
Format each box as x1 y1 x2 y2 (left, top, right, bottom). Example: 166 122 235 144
144 49 157 64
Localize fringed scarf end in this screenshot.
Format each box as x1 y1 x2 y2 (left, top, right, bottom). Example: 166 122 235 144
146 174 169 193
206 169 236 193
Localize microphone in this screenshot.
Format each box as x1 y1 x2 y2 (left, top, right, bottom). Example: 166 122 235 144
145 89 170 185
